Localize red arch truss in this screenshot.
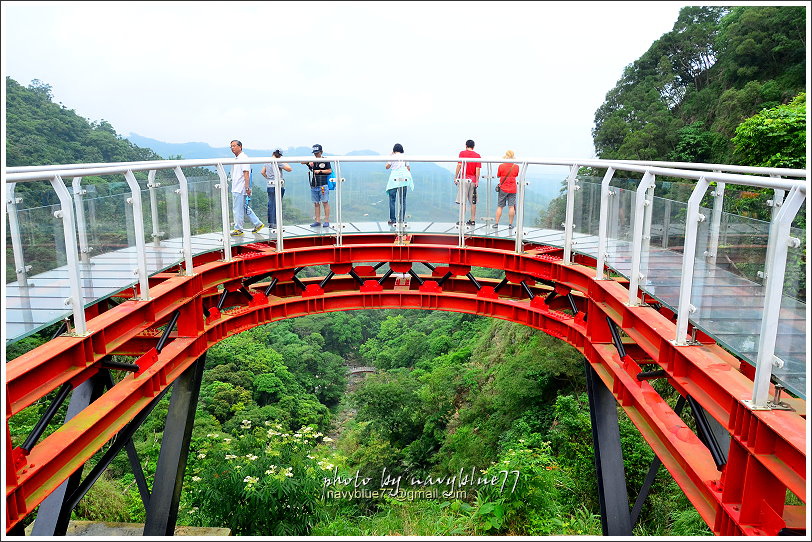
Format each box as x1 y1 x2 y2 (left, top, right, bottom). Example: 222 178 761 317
4 234 806 535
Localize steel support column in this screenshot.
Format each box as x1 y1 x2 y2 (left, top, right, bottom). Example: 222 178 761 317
30 372 108 536
143 354 206 536
585 361 633 536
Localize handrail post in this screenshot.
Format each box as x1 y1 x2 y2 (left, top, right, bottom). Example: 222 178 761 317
705 180 725 269
595 167 616 280
71 177 91 263
562 164 580 264
628 171 656 306
456 158 468 248
123 170 151 300
272 161 284 251
513 162 529 253
215 163 233 262
334 159 343 246
147 170 162 247
49 174 88 335
6 182 30 285
172 166 195 275
747 186 805 409
674 177 711 345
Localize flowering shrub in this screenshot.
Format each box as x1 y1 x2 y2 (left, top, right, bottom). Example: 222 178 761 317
184 421 332 535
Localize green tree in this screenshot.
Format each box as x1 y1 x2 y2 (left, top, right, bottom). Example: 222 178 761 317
732 92 806 168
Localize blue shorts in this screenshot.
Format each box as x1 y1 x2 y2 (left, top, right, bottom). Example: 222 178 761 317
311 185 329 203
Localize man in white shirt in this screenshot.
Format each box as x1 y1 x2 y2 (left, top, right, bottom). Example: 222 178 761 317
230 140 264 235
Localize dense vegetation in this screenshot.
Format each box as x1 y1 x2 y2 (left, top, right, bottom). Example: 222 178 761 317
7 311 709 536
593 5 806 167
5 77 167 166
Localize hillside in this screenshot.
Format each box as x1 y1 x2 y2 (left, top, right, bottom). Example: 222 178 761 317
5 77 164 166
592 5 806 166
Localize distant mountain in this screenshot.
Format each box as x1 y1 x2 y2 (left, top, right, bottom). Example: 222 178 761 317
126 133 312 161
125 134 563 202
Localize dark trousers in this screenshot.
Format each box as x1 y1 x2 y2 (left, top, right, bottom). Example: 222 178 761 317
267 186 285 226
387 187 407 222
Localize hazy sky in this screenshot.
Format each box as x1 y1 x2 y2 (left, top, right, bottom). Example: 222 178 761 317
3 1 695 160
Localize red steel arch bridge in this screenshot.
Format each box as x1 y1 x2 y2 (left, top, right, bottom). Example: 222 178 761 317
3 155 808 536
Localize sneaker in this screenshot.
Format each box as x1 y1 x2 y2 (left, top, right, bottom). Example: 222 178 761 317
230 229 244 236
310 222 321 227
491 223 499 228
387 220 395 226
322 222 330 228
508 223 515 229
251 222 264 233
466 220 476 226
269 223 277 229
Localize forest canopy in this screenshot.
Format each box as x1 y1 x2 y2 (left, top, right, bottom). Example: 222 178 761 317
592 5 806 166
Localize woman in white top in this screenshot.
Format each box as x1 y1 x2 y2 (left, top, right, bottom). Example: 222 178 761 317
261 149 293 229
384 143 414 226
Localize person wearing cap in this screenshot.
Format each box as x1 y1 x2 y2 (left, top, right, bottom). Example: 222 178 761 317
229 139 264 236
454 139 481 225
301 144 332 228
493 150 519 231
261 149 293 229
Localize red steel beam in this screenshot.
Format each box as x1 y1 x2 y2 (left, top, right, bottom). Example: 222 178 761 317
4 235 806 535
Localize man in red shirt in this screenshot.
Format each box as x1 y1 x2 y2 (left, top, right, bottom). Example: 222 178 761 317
454 139 481 225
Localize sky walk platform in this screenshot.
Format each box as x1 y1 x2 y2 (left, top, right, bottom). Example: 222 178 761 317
5 221 806 399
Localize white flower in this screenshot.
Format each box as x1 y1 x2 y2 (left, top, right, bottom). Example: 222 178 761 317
307 455 316 460
206 433 219 438
225 454 237 460
241 419 252 427
234 465 242 470
223 438 232 444
322 436 333 442
246 454 259 461
243 475 259 484
197 453 206 459
191 476 202 482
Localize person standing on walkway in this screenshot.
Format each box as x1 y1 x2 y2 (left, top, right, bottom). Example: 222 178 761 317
261 149 292 229
493 150 519 231
454 139 481 225
302 143 332 228
384 143 413 226
230 140 263 236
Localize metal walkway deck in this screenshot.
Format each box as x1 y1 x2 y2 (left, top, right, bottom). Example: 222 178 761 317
5 221 806 398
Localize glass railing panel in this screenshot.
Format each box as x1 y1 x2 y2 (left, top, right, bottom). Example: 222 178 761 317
522 165 568 247
715 211 769 287
571 178 602 258
80 177 136 265
335 160 400 234
602 182 637 276
186 174 226 252
473 162 499 236
5 180 65 284
140 169 185 273
774 224 806 397
266 162 331 237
